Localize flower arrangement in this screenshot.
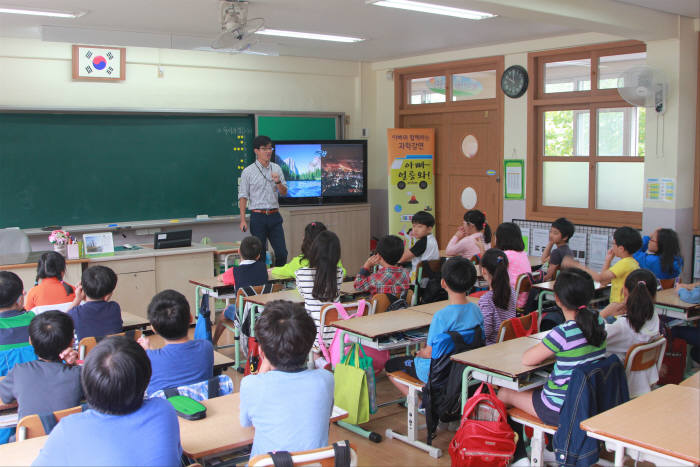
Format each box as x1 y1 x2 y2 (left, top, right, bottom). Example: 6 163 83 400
48 230 71 246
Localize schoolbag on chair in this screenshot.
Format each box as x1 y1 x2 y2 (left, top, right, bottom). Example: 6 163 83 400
448 383 516 467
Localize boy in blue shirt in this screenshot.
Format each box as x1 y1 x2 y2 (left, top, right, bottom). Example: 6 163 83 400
239 300 334 457
33 336 181 466
68 265 122 341
385 257 484 396
138 290 214 396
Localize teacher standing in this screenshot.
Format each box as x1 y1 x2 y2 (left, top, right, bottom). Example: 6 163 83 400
238 135 288 267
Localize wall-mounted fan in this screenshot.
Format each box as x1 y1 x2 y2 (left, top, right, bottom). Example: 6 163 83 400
211 0 265 52
617 66 667 114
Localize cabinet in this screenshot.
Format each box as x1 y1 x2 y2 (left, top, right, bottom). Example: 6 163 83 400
155 251 213 314
102 257 156 318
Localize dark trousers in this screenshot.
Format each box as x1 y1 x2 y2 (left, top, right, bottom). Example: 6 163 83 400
250 211 288 267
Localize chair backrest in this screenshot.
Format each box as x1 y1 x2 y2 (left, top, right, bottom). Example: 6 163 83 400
369 290 414 314
235 283 284 309
17 405 83 440
658 278 676 290
514 273 532 296
624 336 666 378
248 441 357 467
497 312 537 343
78 329 142 360
31 302 74 315
149 374 234 401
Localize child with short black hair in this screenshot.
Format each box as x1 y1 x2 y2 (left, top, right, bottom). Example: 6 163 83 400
354 235 410 297
0 271 35 375
25 252 75 310
564 226 641 303
218 235 268 287
33 336 182 466
478 248 516 345
138 290 213 396
541 217 575 282
0 311 82 422
386 257 484 395
68 265 122 341
239 300 333 457
399 211 440 279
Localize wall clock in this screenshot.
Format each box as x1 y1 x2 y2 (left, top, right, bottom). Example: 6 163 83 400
72 45 126 81
501 65 528 98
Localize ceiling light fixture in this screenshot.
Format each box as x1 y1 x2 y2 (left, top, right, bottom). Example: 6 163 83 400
0 6 86 18
255 28 363 43
366 0 495 20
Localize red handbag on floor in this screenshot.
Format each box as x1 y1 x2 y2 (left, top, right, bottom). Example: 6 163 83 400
658 333 686 385
449 383 516 467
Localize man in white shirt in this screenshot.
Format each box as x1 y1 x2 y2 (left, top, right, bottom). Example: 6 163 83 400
238 135 288 266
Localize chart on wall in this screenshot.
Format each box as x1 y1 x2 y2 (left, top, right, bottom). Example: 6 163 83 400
387 128 435 241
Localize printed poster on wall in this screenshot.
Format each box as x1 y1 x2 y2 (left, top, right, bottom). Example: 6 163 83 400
387 128 435 242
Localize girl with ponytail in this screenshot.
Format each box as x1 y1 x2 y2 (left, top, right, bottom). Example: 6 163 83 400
478 248 516 344
445 209 491 259
25 252 75 310
498 268 606 427
604 268 660 396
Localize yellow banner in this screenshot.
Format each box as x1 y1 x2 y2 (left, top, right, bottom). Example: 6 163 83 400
387 128 435 239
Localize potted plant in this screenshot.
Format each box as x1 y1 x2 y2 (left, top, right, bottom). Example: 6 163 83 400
48 230 71 256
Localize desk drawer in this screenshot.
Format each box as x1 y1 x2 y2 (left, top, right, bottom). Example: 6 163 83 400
97 257 155 274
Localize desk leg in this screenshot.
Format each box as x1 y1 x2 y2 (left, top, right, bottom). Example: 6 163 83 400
613 443 625 466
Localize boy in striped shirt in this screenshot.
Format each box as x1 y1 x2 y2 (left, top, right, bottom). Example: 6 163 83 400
0 271 36 375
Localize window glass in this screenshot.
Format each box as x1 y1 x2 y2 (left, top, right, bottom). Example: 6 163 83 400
596 162 644 211
544 110 589 156
409 76 446 104
597 107 645 157
598 52 646 89
544 59 591 93
451 70 497 101
543 162 589 208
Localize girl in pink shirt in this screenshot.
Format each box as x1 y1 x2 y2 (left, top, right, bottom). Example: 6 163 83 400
445 209 491 259
495 222 531 308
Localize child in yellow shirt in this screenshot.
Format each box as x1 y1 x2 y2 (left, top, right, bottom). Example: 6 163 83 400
563 226 641 303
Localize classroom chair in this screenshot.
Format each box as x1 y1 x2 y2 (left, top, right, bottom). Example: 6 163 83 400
623 336 666 398
212 283 283 347
16 405 83 441
30 302 74 315
514 273 533 315
149 375 234 401
368 290 413 314
386 327 484 458
248 440 357 467
497 312 539 343
507 408 557 467
658 278 676 290
78 330 142 360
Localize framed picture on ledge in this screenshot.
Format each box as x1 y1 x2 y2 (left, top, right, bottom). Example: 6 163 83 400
72 44 126 82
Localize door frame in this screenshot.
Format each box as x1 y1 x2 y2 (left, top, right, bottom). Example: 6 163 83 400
394 56 505 225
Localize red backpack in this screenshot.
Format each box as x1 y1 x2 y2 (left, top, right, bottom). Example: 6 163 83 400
245 336 260 376
449 383 516 467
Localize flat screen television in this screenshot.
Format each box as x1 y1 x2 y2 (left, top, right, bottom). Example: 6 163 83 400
273 140 367 205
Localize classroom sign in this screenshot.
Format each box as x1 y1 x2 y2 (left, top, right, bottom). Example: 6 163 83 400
387 128 435 240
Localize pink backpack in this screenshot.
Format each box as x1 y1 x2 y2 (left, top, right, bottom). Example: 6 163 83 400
318 300 389 374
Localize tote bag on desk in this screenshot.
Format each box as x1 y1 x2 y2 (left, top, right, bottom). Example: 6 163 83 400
334 343 371 424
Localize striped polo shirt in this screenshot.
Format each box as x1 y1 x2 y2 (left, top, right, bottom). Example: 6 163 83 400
295 267 344 349
0 309 35 351
540 318 606 412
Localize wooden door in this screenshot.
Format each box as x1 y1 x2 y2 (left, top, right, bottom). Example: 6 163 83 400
402 110 501 249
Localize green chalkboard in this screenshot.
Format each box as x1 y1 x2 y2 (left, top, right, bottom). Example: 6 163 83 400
0 112 254 229
257 115 337 140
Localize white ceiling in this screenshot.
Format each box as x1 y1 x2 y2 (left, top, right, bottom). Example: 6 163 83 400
0 0 693 61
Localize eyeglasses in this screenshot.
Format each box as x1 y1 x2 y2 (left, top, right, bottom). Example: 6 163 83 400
257 146 274 152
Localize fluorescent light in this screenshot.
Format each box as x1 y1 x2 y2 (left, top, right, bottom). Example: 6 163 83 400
367 0 495 20
0 7 86 18
255 29 363 43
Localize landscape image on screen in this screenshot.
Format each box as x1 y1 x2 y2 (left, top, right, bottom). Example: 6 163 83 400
321 144 364 196
275 144 323 197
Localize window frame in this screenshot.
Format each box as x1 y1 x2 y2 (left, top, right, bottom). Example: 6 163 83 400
527 41 646 228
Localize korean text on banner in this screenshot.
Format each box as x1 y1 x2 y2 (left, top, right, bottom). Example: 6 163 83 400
387 129 435 240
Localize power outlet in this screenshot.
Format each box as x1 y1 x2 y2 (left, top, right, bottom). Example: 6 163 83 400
361 128 369 138
157 66 164 78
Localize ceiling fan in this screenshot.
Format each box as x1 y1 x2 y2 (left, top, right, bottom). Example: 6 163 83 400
211 0 265 52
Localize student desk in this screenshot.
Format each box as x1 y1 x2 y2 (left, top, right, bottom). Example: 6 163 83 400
406 297 479 316
121 311 150 331
451 336 552 406
0 435 46 466
654 288 700 321
580 384 700 466
179 392 348 461
680 371 700 389
532 280 609 328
